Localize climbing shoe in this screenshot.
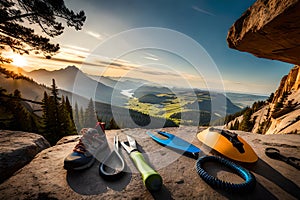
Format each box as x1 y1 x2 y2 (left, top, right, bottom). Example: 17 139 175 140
64 128 107 170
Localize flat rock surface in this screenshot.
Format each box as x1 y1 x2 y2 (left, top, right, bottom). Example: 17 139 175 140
0 127 299 199
0 130 50 183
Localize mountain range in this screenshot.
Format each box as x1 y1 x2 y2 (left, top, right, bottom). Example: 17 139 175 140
25 66 267 107
0 66 177 129
25 66 126 106
0 65 272 127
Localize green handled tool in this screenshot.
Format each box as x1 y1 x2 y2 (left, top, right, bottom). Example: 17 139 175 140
121 135 162 191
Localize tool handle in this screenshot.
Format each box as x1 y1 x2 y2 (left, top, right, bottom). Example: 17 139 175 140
130 151 162 191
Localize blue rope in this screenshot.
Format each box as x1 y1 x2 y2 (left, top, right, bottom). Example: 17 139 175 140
195 156 256 193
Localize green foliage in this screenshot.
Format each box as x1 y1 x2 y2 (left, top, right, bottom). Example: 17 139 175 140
230 120 240 130
42 79 76 145
84 98 97 128
94 101 177 129
251 101 265 113
239 108 254 132
223 107 249 125
65 96 73 120
109 118 119 129
273 91 289 112
272 98 295 119
288 130 298 134
73 102 82 131
271 105 295 119
0 66 51 90
257 121 265 134
273 101 283 113
9 96 31 131
138 94 170 104
0 88 40 132
267 93 274 103
225 99 269 132
58 96 76 136
79 106 85 130
0 0 86 62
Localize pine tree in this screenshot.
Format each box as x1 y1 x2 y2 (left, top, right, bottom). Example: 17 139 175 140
1 0 86 63
65 96 73 120
74 102 81 131
13 89 21 98
50 79 61 141
84 98 97 128
267 93 274 103
9 90 31 131
79 106 85 129
232 120 239 130
42 91 50 131
41 79 62 144
239 108 253 132
65 96 76 133
109 117 119 129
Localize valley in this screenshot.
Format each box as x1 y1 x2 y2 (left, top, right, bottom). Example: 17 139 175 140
0 65 268 132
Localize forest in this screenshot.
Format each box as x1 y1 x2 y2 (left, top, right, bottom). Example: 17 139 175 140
0 67 177 145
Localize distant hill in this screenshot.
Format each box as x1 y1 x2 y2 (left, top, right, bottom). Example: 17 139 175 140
225 92 268 108
88 75 149 90
0 66 176 130
26 66 126 105
128 85 242 126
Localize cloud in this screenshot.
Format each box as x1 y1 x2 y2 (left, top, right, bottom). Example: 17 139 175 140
144 53 159 61
98 60 124 67
192 6 215 16
134 66 180 77
39 56 100 67
59 45 91 60
85 30 103 40
91 58 138 70
63 45 90 53
144 56 159 61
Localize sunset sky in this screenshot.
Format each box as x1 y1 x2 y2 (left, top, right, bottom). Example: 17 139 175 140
6 0 293 95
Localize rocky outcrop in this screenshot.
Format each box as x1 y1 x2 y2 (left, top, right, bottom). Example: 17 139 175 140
261 65 300 134
0 130 50 183
226 0 300 134
226 65 300 134
0 128 299 199
227 0 300 65
272 65 300 104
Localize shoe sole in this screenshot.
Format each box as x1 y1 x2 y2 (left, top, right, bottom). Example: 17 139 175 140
71 157 96 170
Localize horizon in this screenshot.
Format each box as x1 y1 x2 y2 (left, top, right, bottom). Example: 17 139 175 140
7 64 269 96
1 0 293 95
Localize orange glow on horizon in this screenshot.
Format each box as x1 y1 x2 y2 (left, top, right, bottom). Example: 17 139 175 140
11 54 27 68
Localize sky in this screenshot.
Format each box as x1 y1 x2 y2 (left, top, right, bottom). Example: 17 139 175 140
6 0 293 95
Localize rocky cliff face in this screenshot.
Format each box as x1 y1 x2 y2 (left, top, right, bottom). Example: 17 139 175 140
272 65 300 104
226 65 300 134
262 65 300 134
227 0 300 65
226 0 300 134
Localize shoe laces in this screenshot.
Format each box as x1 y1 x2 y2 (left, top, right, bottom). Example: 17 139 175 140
73 128 106 155
73 138 87 154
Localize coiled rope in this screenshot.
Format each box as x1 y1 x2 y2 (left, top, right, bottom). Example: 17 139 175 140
195 156 256 193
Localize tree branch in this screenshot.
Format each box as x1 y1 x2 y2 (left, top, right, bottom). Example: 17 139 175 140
3 12 37 22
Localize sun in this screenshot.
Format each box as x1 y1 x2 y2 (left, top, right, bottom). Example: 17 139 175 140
11 54 27 67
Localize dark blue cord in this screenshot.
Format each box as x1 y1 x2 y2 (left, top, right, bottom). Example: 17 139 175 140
195 156 256 193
